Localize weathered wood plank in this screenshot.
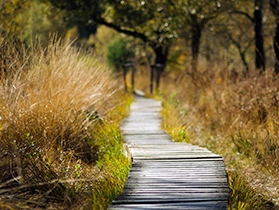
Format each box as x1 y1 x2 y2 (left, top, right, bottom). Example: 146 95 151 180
108 96 228 210
112 194 228 203
123 183 228 189
133 157 224 162
109 201 228 210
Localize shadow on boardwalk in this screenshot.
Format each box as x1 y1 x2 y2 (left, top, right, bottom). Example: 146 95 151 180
108 96 229 210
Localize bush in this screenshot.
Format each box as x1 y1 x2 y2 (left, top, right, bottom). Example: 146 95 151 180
107 39 135 72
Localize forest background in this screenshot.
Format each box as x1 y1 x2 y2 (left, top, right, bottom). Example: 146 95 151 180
2 0 279 209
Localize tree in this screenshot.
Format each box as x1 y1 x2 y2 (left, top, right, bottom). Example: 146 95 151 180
47 0 178 70
254 0 265 71
173 0 231 71
213 7 255 72
270 0 279 73
0 0 30 75
0 0 29 36
107 38 135 72
22 0 67 46
226 20 254 72
229 0 266 71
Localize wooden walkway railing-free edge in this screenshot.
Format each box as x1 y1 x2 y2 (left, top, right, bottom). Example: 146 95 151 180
108 96 229 210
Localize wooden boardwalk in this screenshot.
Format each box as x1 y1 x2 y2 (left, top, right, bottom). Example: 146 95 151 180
108 96 229 209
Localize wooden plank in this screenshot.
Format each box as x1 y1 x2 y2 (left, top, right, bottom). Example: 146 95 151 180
132 158 225 163
128 149 219 155
123 185 229 190
124 135 175 143
123 135 173 142
131 160 225 165
130 155 221 160
122 189 229 195
109 201 227 210
129 166 227 171
123 131 166 135
127 174 228 179
112 194 228 203
123 183 228 189
108 96 229 210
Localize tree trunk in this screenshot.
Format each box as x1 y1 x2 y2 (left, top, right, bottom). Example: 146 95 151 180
191 22 202 71
270 0 279 73
154 46 168 69
274 22 279 73
254 0 265 71
150 45 169 92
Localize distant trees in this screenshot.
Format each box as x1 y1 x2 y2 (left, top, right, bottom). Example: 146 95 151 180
270 0 279 73
4 0 279 74
229 0 265 71
0 0 29 75
107 38 135 72
173 1 232 71
1 0 66 45
47 0 179 70
254 0 265 71
0 0 68 75
0 0 29 36
46 0 241 72
225 14 254 72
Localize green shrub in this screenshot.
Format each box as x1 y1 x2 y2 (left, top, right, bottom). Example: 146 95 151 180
107 39 134 72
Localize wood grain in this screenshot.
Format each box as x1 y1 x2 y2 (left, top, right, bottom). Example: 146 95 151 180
108 96 229 209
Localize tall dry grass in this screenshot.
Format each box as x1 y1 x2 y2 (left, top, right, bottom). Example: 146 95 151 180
0 38 128 208
160 61 279 208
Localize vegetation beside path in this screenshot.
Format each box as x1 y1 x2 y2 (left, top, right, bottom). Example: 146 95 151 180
0 39 132 209
160 65 279 209
2 37 279 209
3 1 279 209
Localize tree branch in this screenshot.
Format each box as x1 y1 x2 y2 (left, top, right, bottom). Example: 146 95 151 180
229 10 254 23
96 17 154 46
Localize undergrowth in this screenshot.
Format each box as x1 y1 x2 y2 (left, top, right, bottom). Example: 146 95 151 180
0 38 132 209
160 64 279 209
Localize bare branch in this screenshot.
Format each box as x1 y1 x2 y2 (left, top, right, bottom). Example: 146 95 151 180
229 10 254 23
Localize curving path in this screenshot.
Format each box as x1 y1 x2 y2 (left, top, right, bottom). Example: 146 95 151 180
108 96 229 209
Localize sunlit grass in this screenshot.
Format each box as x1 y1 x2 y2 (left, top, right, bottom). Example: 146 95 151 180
159 61 279 208
0 38 131 209
227 170 268 210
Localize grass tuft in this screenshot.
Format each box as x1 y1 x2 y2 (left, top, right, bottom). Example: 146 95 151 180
0 38 131 209
159 61 279 208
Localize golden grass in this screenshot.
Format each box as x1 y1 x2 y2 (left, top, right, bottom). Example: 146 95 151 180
0 38 131 209
159 62 279 208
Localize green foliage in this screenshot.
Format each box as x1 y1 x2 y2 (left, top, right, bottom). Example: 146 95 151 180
0 0 29 36
106 1 179 45
43 0 277 70
0 0 67 47
107 39 135 72
170 127 190 142
21 0 67 46
89 99 132 209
